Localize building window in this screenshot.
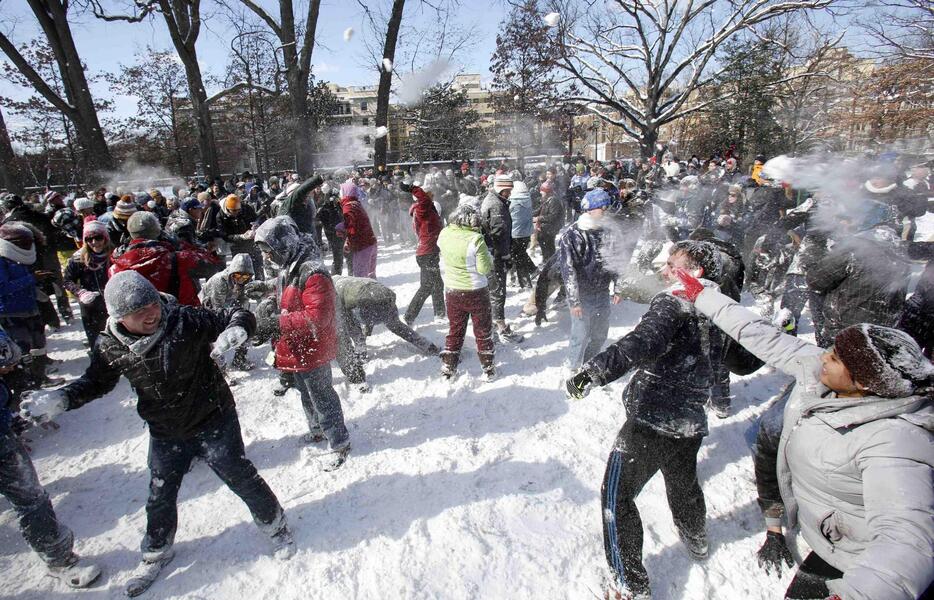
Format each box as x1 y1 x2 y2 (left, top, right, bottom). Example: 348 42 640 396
362 117 369 126
361 101 368 111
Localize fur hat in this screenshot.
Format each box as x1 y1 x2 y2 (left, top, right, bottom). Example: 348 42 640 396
834 324 934 398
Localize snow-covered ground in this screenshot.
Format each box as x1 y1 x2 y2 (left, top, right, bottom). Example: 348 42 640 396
2 213 931 599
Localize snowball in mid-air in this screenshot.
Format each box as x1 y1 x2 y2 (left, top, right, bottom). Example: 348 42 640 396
382 58 393 72
343 28 354 42
544 12 560 27
375 126 388 139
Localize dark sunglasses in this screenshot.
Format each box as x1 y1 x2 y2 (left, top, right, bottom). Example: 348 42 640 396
231 272 253 283
85 235 106 243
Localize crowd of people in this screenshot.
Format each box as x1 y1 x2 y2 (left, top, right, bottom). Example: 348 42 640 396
0 150 931 599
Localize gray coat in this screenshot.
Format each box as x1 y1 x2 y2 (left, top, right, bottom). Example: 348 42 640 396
200 253 254 310
695 287 934 600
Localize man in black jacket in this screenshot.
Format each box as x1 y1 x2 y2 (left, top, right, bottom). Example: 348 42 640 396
20 271 293 595
566 240 725 598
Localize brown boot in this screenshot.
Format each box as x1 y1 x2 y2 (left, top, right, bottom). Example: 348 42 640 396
478 352 495 380
440 351 459 379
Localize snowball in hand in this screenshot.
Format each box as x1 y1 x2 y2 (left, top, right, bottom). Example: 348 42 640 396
343 27 354 42
375 126 388 139
544 12 560 27
382 58 393 72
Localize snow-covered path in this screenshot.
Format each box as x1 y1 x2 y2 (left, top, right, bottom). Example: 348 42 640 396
0 237 849 600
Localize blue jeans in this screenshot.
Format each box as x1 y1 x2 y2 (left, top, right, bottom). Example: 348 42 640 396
0 430 74 566
293 365 349 450
567 303 610 368
143 410 283 554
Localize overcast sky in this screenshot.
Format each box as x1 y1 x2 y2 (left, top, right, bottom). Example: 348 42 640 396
0 0 504 127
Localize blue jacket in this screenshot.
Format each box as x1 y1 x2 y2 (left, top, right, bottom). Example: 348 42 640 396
557 213 617 309
509 191 533 238
0 257 37 316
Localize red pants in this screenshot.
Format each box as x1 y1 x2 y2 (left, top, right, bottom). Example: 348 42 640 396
444 288 494 355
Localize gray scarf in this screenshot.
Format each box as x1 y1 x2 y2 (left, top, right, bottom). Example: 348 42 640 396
105 306 168 357
0 238 36 265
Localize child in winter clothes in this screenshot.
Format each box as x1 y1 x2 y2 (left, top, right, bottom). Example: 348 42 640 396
62 220 111 347
402 184 445 324
21 271 293 595
0 332 100 589
674 268 934 600
508 181 536 289
566 240 726 599
200 253 256 371
559 189 621 369
337 181 378 279
253 216 350 465
438 204 495 379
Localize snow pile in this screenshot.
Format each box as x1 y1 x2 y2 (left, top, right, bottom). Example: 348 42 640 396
2 211 931 598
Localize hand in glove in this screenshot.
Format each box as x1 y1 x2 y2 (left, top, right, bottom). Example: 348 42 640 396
244 280 269 300
20 389 67 423
565 370 593 400
756 531 795 576
398 182 413 193
255 311 281 341
77 290 100 305
671 268 704 303
211 326 249 364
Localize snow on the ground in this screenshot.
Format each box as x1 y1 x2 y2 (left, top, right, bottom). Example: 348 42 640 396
4 214 930 599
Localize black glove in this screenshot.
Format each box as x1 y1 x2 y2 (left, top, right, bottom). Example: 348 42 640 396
565 370 593 399
399 182 413 193
756 531 794 576
254 297 280 342
244 281 269 300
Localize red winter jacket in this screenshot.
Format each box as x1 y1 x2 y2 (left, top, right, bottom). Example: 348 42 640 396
110 239 221 306
275 262 338 372
339 197 377 252
408 186 442 256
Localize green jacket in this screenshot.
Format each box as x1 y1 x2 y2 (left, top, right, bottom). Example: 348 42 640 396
438 224 492 291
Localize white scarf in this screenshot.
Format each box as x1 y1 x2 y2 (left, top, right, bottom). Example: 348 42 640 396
0 238 36 265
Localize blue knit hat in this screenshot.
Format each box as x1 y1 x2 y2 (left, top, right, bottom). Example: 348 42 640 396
581 188 611 211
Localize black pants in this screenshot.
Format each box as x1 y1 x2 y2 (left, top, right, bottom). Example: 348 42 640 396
405 252 445 323
324 229 344 275
0 430 74 566
510 237 535 288
488 258 508 322
784 552 842 599
79 300 108 347
601 421 706 593
143 410 283 553
539 231 557 263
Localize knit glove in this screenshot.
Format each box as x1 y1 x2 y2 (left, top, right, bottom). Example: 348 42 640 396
244 281 269 300
20 389 67 423
255 299 281 341
565 370 593 400
77 290 100 305
211 326 249 366
672 268 705 303
756 531 795 576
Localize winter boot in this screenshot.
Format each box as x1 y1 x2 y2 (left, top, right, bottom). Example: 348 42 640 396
301 428 327 444
231 347 255 371
709 398 731 419
273 372 293 397
440 351 459 379
479 352 496 380
268 521 295 560
47 554 101 589
677 526 709 560
495 323 524 344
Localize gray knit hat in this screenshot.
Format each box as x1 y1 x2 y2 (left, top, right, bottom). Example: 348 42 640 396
127 211 161 240
105 270 160 319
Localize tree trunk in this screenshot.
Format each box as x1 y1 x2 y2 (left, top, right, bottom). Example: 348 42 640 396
0 109 25 195
640 127 658 159
158 0 220 180
25 0 114 173
374 0 406 171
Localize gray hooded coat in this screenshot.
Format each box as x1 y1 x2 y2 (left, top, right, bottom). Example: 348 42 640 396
200 253 254 310
695 287 933 600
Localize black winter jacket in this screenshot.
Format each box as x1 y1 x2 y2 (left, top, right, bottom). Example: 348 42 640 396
557 214 617 309
218 203 258 255
584 290 724 438
61 300 255 439
806 227 911 339
898 241 934 356
480 191 512 259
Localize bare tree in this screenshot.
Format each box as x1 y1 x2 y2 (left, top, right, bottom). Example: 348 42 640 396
858 0 934 64
89 0 228 179
0 108 26 195
0 0 114 173
232 0 322 174
550 0 838 157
